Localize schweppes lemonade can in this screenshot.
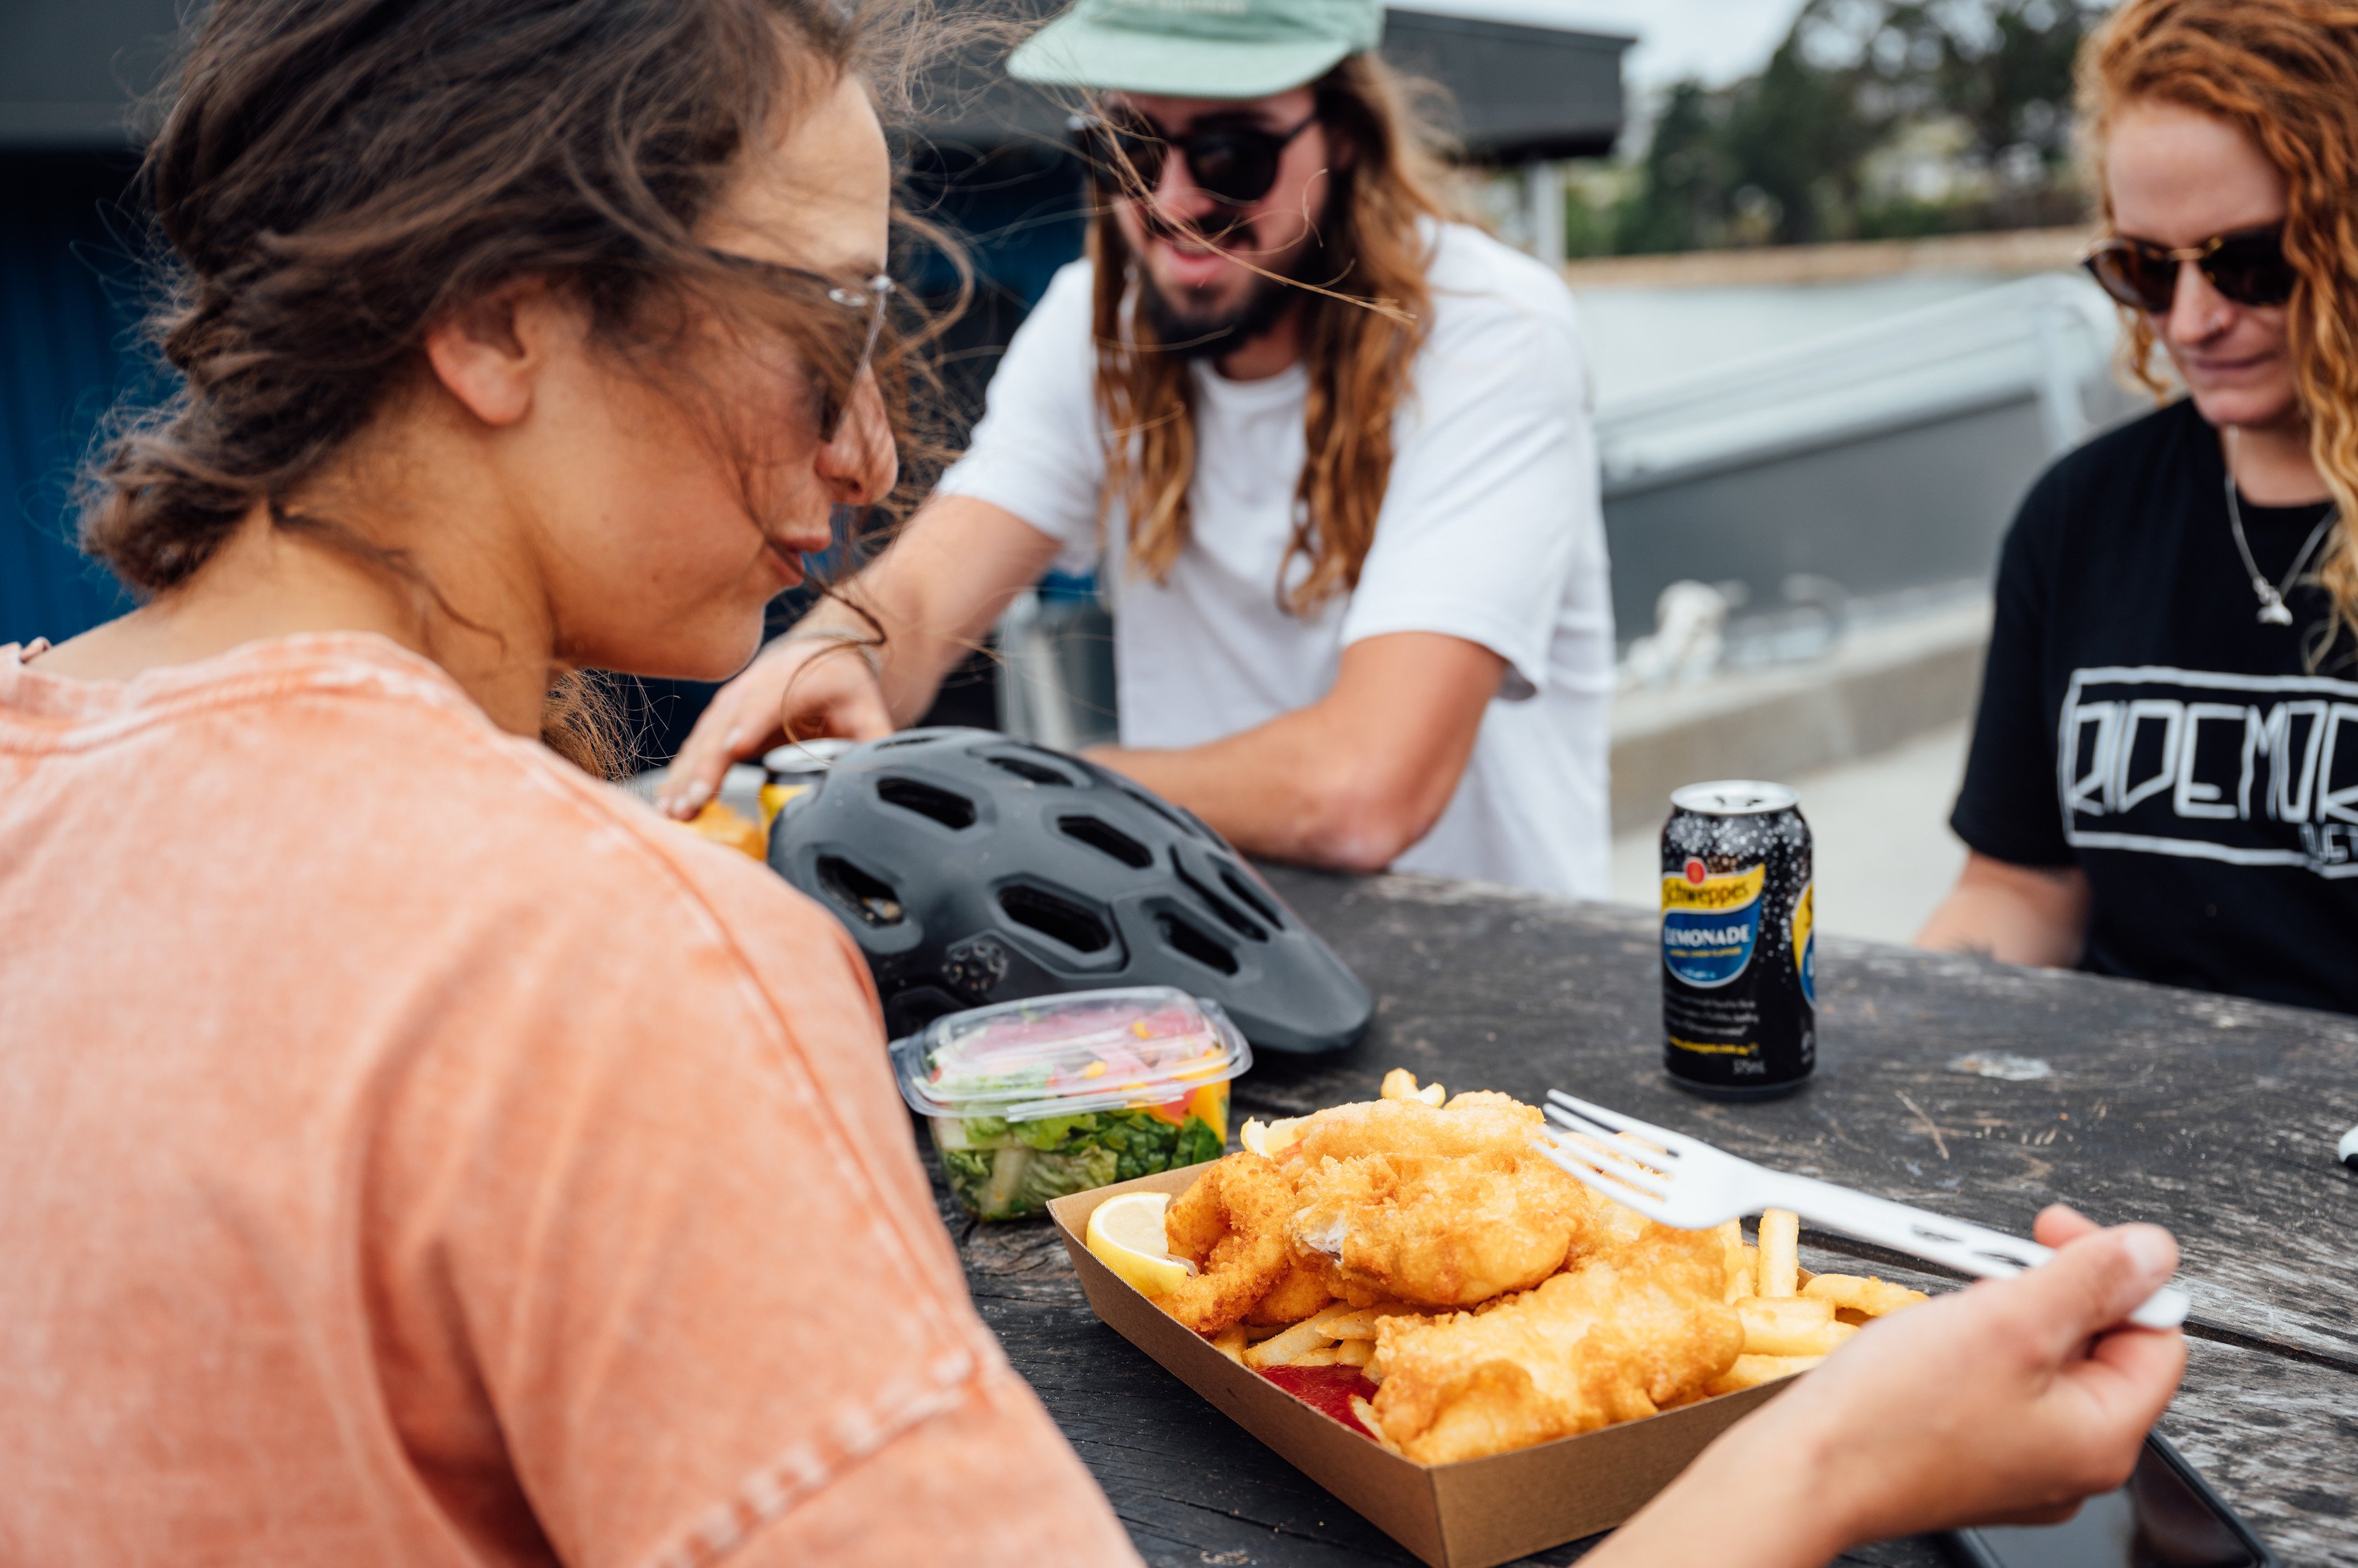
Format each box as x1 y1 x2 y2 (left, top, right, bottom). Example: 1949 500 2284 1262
1660 780 1814 1098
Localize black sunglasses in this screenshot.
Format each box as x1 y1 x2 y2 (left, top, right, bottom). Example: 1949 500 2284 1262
2082 226 2296 314
1068 107 1319 208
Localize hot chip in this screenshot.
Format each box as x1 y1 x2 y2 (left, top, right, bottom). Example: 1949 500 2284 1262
1705 1352 1826 1396
1802 1272 1928 1318
1739 1296 1857 1357
1756 1208 1800 1298
1244 1304 1361 1369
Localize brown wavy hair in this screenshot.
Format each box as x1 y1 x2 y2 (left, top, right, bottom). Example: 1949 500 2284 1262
2079 0 2358 657
1087 53 1457 616
83 0 956 775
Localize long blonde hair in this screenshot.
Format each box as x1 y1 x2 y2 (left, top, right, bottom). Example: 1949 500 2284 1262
1087 53 1457 616
2079 0 2358 657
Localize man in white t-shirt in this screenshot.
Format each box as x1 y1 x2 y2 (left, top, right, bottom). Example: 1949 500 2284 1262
662 0 1613 899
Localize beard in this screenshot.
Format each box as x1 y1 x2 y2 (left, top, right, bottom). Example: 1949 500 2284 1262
1136 215 1319 361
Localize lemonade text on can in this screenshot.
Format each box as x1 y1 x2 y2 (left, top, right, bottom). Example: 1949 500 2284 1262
1659 780 1815 1098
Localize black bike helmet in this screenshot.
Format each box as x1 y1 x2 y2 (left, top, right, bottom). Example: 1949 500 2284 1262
767 727 1372 1054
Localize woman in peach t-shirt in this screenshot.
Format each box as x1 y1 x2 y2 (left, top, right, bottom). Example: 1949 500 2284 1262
0 1 1137 1564
1 0 2190 1563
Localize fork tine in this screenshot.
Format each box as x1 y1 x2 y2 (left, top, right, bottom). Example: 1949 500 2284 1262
1542 1104 1677 1177
1541 1101 1618 1142
1536 1137 1672 1214
1536 1124 1674 1191
1546 1091 1696 1152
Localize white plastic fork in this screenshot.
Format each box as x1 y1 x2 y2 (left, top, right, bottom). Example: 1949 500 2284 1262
1538 1090 2190 1331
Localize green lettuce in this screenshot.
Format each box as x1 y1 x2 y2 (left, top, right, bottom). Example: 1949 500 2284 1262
935 1105 1226 1220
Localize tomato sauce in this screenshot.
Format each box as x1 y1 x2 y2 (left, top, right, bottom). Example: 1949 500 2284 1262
1256 1364 1380 1439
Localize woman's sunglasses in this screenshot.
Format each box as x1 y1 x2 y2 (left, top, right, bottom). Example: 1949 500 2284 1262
2082 227 2297 314
1068 108 1319 208
704 249 895 437
811 269 894 436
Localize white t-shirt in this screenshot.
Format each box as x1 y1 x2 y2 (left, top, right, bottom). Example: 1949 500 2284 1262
935 221 1613 900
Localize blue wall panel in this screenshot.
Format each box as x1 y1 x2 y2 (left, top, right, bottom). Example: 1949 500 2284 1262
0 146 1084 738
1 153 146 647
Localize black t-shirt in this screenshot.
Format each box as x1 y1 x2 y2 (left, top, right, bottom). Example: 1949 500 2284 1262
1953 397 2358 1014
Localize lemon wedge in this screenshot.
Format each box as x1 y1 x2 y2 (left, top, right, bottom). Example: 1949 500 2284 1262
1085 1191 1195 1298
1239 1113 1308 1158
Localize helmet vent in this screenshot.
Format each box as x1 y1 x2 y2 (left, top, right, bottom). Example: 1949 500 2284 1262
1059 814 1154 870
998 885 1114 954
1172 802 1222 841
987 751 1077 787
1157 913 1239 976
876 776 978 830
816 856 905 927
1175 865 1268 942
1115 779 1207 840
1220 870 1283 930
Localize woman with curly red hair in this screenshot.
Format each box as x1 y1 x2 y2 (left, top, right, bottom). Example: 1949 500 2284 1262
1922 0 2358 1014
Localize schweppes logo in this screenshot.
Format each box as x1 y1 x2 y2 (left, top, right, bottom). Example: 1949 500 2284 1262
1660 860 1765 913
1661 860 1765 988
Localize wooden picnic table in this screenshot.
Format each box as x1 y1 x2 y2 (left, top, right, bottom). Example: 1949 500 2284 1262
936 868 2358 1568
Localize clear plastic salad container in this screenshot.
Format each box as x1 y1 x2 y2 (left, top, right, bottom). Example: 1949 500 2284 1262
889 987 1251 1221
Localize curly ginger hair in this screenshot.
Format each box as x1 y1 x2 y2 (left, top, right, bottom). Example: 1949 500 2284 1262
2079 0 2358 658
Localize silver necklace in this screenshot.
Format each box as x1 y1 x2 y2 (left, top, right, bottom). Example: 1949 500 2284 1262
2224 426 2337 626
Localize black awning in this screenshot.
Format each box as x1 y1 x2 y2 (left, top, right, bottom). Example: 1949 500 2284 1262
4 0 1630 161
0 0 182 148
906 4 1630 163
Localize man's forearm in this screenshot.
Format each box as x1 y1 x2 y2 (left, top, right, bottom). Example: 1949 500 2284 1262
1092 711 1420 873
790 497 1060 726
785 561 963 727
1089 707 1433 872
1090 631 1503 873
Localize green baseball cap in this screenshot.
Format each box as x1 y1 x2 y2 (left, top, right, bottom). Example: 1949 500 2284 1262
1008 0 1384 100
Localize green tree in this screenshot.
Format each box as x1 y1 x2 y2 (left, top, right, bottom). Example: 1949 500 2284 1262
1612 81 1738 254
1578 0 2104 255
1722 35 1888 243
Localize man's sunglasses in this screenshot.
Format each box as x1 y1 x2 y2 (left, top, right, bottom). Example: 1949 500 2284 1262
704 249 895 436
2082 227 2297 314
1068 108 1318 208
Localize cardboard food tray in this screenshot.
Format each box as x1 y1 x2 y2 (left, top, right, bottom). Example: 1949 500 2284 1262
1049 1169 1792 1568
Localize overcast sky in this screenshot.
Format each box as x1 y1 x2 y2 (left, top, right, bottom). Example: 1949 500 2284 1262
1398 0 1815 90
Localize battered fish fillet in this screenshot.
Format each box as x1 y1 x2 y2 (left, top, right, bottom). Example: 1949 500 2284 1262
1278 1094 1621 1308
1247 1254 1342 1326
1161 1152 1295 1333
1291 1150 1601 1309
1276 1093 1552 1171
1366 1224 1744 1464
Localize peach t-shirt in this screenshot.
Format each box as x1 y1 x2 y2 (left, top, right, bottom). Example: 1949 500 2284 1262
0 633 1139 1568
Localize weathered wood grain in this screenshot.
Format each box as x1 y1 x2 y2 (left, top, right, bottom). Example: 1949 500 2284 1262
935 867 2357 1564
2165 1338 2358 1566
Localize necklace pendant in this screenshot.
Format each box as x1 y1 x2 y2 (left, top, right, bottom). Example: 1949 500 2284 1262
2258 597 2295 626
